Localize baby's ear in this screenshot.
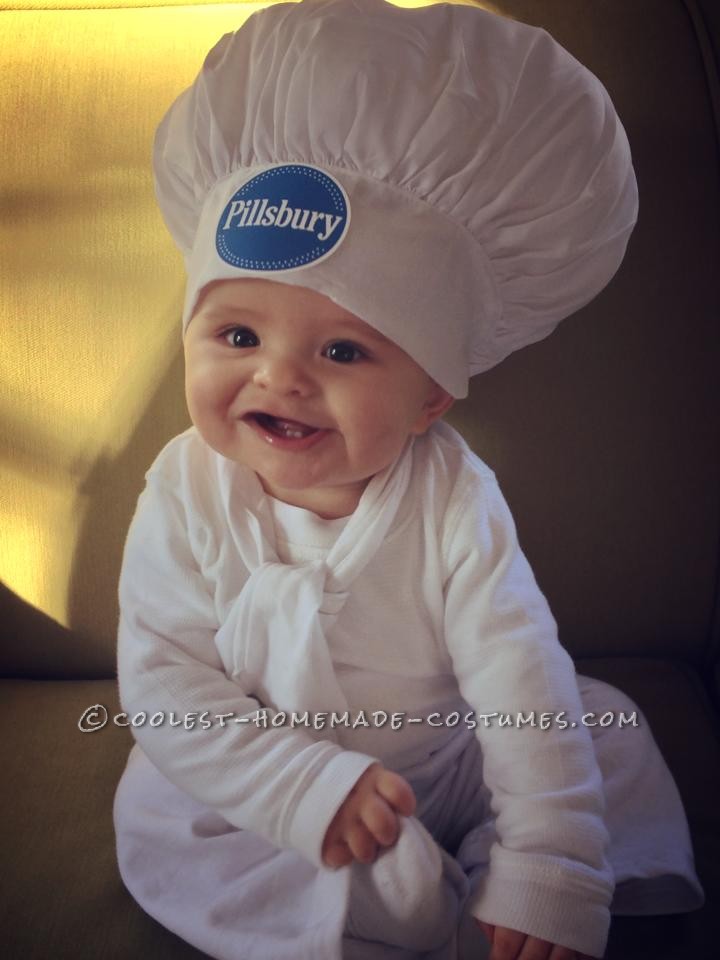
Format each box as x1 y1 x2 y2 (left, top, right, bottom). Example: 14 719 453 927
412 384 455 435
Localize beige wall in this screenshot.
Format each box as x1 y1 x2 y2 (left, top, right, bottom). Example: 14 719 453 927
1 1 491 671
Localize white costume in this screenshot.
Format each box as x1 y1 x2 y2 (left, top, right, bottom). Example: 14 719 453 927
118 2 702 955
114 421 703 959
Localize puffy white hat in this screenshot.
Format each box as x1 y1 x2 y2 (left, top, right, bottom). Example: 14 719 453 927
154 0 638 398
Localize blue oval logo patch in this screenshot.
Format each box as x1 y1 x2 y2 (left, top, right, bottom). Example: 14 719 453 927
216 164 350 272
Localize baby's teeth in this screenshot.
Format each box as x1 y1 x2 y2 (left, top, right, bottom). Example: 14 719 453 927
277 423 306 438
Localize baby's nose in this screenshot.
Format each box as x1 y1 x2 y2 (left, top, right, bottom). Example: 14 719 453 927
252 352 314 395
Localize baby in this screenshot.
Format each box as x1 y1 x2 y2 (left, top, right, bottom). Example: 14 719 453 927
113 2 704 959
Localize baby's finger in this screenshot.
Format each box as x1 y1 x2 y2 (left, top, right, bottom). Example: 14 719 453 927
347 822 378 864
375 770 416 816
546 944 578 960
489 927 529 960
361 794 400 847
513 934 553 960
322 840 352 869
476 920 495 944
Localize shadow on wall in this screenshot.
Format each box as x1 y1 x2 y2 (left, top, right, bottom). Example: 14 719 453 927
65 338 190 680
0 578 98 679
1 329 189 681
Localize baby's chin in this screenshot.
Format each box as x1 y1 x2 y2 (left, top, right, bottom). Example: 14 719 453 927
256 473 372 519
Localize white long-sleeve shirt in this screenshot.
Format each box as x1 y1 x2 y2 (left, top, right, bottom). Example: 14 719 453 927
117 420 613 956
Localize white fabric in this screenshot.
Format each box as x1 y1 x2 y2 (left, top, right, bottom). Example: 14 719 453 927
153 0 638 397
115 421 703 959
212 436 413 728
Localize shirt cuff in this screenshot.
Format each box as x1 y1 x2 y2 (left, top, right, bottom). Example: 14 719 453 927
470 846 613 958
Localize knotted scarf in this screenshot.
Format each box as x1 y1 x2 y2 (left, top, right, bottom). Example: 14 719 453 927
213 439 414 737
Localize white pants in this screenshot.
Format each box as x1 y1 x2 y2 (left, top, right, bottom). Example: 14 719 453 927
113 676 703 960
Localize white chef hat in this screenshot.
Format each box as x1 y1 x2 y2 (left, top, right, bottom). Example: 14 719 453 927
153 0 638 398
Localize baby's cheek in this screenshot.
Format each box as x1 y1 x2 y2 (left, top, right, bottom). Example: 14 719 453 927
352 421 410 473
185 382 226 439
187 362 227 406
184 380 208 424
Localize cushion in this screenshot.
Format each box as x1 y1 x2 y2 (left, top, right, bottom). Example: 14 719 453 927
2 660 719 958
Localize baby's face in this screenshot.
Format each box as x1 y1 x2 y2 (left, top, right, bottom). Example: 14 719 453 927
184 278 453 518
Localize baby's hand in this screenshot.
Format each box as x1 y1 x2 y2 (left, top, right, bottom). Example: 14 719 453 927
476 921 598 960
321 762 416 868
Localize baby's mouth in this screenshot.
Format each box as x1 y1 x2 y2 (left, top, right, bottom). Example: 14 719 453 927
247 412 320 440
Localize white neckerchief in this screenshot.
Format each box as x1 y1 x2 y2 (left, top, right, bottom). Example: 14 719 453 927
213 439 414 737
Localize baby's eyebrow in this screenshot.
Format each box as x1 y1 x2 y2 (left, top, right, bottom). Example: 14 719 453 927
201 306 261 320
329 319 389 342
195 304 389 343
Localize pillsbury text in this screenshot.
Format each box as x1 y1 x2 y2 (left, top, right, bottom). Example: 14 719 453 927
221 197 343 243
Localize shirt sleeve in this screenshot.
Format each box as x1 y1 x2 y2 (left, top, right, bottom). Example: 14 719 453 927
117 468 377 867
441 465 614 958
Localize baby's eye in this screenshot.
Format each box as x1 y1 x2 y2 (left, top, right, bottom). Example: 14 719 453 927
223 327 259 348
324 341 365 364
